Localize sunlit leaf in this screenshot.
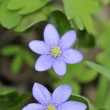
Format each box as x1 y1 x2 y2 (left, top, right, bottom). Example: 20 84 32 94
62 0 98 33
71 16 84 30
7 0 27 10
95 76 109 109
96 52 110 71
99 0 110 5
0 0 21 28
79 69 97 83
85 61 110 81
14 12 46 32
18 0 52 15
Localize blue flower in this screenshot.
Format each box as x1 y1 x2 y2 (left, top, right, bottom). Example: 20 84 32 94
22 83 87 110
29 24 83 76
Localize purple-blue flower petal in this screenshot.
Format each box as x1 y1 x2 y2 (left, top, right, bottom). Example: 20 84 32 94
29 40 49 54
63 49 83 64
44 24 59 46
35 55 52 71
52 84 72 106
32 83 51 105
60 30 76 49
59 101 87 110
53 59 66 76
22 103 45 110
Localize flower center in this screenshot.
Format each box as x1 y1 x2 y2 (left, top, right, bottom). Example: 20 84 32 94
51 46 61 57
47 105 55 110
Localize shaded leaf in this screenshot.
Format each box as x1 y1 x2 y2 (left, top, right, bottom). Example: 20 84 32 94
13 92 31 107
48 11 71 36
69 94 94 110
23 50 36 67
11 54 23 73
0 0 21 28
1 45 21 56
0 88 17 96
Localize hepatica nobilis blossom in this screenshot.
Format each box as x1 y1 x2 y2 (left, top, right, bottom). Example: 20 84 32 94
29 24 83 76
22 82 87 110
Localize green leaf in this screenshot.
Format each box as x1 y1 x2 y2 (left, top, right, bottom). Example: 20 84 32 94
7 0 27 10
8 0 52 14
96 52 110 71
79 69 97 83
100 0 110 5
69 94 94 110
1 45 21 56
62 0 96 33
68 82 81 94
83 0 100 14
14 12 46 32
72 16 84 30
0 0 21 28
48 11 71 36
18 0 52 15
42 5 62 16
77 31 96 48
0 88 17 96
0 0 2 2
67 62 97 83
0 88 31 109
85 61 110 81
11 54 23 73
104 86 110 110
95 76 109 109
13 92 31 107
23 50 36 67
53 80 81 94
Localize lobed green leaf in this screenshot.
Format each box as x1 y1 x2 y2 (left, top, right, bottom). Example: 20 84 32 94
0 0 21 28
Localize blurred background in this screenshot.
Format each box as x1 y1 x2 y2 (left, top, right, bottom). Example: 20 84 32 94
0 0 110 110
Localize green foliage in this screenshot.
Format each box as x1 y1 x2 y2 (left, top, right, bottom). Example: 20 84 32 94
0 0 21 28
48 11 71 36
77 30 95 48
95 76 109 109
99 0 110 4
0 45 35 73
69 94 94 110
48 62 97 94
85 61 110 81
1 45 21 56
62 0 100 33
8 0 51 15
14 12 46 32
0 88 31 110
0 0 101 33
11 54 23 73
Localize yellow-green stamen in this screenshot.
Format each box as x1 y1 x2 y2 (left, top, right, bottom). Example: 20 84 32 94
47 105 55 110
51 47 61 57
